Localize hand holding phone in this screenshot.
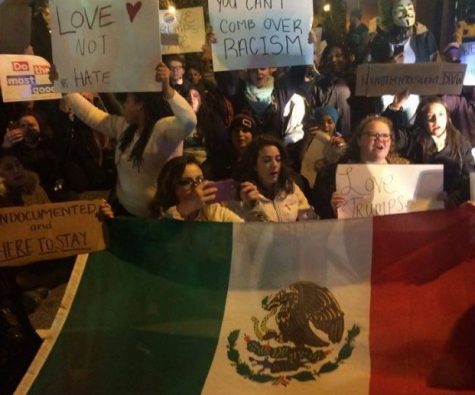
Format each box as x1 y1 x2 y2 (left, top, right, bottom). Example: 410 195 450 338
213 179 238 203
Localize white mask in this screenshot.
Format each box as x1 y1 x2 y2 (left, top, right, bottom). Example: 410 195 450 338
392 0 416 28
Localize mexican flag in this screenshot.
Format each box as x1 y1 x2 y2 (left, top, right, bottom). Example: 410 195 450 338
16 209 475 394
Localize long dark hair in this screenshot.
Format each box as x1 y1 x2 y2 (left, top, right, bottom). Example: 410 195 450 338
413 96 462 160
236 135 294 197
118 92 171 170
149 155 201 217
319 43 354 78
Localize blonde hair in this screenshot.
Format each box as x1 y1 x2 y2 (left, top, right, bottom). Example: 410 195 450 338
343 115 396 162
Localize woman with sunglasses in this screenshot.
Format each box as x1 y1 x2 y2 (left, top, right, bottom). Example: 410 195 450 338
312 115 409 218
149 156 243 222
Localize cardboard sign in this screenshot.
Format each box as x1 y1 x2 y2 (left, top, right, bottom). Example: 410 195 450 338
0 200 107 267
355 63 467 97
208 0 313 71
50 0 161 92
160 7 206 54
460 41 475 86
0 54 62 102
335 164 444 219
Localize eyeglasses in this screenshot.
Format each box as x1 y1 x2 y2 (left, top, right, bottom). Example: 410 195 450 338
361 132 391 141
170 66 184 71
177 176 204 187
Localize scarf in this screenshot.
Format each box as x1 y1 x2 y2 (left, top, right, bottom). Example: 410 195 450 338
244 77 274 115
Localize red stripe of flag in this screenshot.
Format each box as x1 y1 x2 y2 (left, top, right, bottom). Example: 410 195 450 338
370 208 475 394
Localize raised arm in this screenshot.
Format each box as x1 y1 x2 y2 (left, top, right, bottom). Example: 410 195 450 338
63 93 127 140
155 62 197 142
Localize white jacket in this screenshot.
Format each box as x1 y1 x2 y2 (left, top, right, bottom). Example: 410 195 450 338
245 183 313 222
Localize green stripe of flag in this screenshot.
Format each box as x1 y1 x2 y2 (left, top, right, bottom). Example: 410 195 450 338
29 219 234 395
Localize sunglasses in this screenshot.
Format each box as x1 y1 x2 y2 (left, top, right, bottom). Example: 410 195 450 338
177 176 204 187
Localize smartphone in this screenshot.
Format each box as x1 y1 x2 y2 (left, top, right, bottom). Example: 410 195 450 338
393 45 404 56
213 179 237 203
8 121 19 130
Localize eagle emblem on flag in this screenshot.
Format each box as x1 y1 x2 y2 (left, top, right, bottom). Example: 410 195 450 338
226 281 360 386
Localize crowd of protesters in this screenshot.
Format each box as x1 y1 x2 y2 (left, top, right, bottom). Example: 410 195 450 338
2 0 475 392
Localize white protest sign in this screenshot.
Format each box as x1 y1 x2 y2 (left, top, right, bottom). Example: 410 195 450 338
460 41 475 86
335 164 444 219
355 63 467 97
0 55 62 102
50 0 161 92
301 132 330 188
208 0 313 71
160 7 206 54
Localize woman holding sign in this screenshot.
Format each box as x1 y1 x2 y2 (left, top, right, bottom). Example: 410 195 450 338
312 115 409 219
386 95 475 207
59 63 197 217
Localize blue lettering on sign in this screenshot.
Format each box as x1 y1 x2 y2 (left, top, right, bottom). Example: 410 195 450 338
31 83 56 95
6 75 36 86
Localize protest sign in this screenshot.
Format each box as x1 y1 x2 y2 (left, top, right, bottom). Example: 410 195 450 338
208 0 313 71
301 132 330 188
0 200 107 267
160 7 206 54
460 40 475 85
355 63 467 97
0 54 62 102
50 0 161 92
335 164 444 219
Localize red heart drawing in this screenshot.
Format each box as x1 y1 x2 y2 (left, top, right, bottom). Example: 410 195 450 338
126 1 142 23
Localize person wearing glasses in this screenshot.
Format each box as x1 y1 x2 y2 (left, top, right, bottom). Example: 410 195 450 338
311 115 409 219
385 95 475 208
164 55 191 99
149 156 243 222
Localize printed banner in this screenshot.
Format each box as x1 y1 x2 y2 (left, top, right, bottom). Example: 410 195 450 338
50 0 161 92
460 40 475 86
335 164 444 219
208 0 314 71
0 200 106 267
355 63 467 97
160 7 206 54
0 55 62 102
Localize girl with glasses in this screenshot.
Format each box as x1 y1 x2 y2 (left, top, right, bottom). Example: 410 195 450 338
149 156 243 222
312 115 409 219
